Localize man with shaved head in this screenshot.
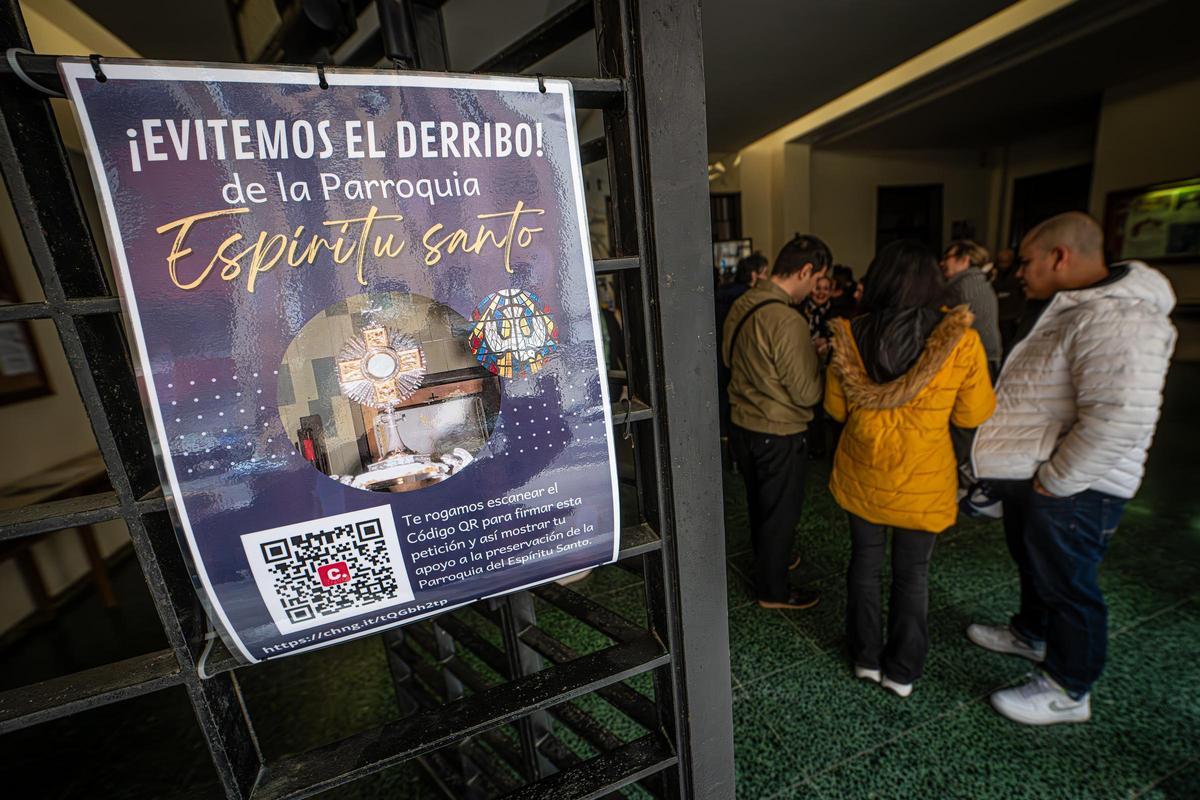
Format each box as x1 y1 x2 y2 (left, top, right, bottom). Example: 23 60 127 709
967 211 1177 725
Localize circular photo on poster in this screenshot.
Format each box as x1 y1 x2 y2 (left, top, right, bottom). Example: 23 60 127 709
277 292 502 494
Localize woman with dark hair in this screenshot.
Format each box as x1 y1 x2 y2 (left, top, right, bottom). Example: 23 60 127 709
825 240 995 697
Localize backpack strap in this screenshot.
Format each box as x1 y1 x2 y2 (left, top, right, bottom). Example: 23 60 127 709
725 299 786 367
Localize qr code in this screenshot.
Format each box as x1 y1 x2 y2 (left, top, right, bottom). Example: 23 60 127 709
241 505 414 634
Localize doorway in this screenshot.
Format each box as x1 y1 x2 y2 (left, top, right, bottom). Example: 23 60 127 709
876 184 944 254
1009 163 1094 247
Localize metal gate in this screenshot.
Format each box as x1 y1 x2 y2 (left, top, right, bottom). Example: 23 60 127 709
0 0 733 796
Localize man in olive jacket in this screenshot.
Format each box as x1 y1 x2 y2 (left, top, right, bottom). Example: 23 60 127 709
721 234 830 610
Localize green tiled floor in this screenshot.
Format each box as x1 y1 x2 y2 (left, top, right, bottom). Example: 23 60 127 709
5 366 1197 798
725 364 1200 799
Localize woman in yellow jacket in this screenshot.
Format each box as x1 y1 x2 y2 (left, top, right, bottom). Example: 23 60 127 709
825 240 995 697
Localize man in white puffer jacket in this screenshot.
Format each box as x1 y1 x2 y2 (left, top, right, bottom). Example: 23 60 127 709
966 212 1176 726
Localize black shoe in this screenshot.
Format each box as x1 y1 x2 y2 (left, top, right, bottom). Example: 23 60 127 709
757 589 821 610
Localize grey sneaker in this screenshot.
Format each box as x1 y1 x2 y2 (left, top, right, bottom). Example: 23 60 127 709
966 623 1046 662
991 673 1090 725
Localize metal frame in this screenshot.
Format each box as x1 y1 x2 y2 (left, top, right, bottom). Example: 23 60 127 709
0 0 732 797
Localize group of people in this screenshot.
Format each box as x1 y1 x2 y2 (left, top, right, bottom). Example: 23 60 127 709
720 212 1177 726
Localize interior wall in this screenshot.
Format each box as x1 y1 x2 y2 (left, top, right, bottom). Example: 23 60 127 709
737 124 1100 279
736 142 812 267
810 148 992 275
739 145 776 261
782 143 812 254
1089 67 1200 305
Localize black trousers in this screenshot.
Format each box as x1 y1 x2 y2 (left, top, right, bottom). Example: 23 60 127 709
951 362 997 488
950 425 975 489
846 514 937 683
730 425 807 601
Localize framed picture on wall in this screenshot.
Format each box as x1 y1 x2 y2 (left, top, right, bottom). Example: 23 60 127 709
1103 176 1200 264
0 254 51 405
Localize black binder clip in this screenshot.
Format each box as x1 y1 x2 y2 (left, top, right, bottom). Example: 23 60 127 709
89 53 107 83
535 73 546 93
316 62 328 90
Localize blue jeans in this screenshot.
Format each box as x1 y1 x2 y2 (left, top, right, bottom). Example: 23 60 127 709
994 480 1126 698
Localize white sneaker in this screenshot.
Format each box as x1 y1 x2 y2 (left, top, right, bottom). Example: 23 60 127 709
966 623 1046 662
991 673 1090 725
881 676 912 698
854 665 881 683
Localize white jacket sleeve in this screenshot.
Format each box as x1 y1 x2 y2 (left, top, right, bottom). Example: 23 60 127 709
1037 310 1172 497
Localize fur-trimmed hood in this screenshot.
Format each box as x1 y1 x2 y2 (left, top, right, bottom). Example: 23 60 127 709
830 307 974 410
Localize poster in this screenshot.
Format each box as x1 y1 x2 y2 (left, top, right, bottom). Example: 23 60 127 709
1105 178 1200 262
61 59 619 663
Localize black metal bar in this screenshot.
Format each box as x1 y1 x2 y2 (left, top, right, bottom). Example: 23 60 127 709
251 634 668 800
594 0 657 553
480 729 531 784
0 296 121 322
0 300 48 321
614 523 659 560
594 4 638 262
542 696 624 756
393 639 512 797
620 1 735 797
495 592 555 782
580 135 608 166
517 626 657 734
428 620 489 790
499 733 676 800
436 612 510 675
472 0 594 74
0 649 181 733
462 737 524 795
405 624 488 692
593 256 639 274
530 583 643 644
390 635 650 799
0 51 624 109
416 747 479 799
432 620 466 699
534 730 585 774
404 629 628 790
609 398 653 426
0 490 119 538
401 630 558 793
465 586 659 736
0 491 168 542
184 673 265 799
381 628 424 719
